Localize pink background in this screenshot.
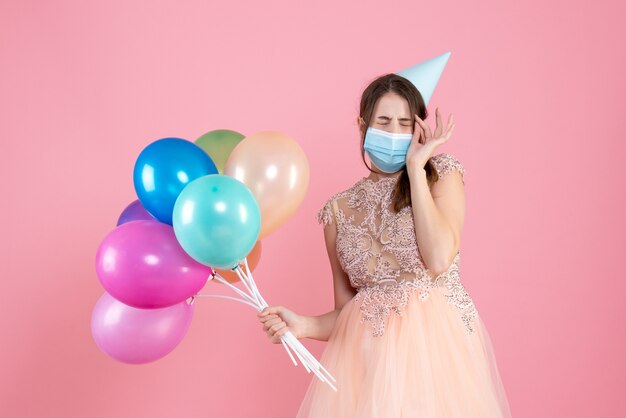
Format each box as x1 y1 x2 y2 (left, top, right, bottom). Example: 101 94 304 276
1 0 624 417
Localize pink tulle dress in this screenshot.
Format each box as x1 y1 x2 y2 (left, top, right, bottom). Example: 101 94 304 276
296 153 512 417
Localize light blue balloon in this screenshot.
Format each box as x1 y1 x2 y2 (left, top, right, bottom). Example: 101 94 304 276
172 174 261 270
133 137 218 225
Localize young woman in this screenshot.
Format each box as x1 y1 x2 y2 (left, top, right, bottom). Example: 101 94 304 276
257 73 512 417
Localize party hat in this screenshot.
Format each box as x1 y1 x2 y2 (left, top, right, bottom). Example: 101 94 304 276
395 51 451 107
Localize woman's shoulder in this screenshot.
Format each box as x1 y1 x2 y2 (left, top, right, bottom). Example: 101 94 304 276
316 177 365 226
429 152 466 180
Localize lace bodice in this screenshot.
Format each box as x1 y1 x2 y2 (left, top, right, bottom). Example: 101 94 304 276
317 153 478 337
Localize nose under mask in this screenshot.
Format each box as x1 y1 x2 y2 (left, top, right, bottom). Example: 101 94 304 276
363 127 413 173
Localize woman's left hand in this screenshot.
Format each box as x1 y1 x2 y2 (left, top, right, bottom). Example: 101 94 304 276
405 107 456 175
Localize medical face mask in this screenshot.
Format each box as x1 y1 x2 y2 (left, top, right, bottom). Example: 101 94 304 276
363 127 413 173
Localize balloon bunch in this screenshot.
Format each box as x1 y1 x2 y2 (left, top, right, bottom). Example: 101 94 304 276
92 129 337 391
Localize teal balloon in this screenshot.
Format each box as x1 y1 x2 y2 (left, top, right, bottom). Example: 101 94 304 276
172 174 261 270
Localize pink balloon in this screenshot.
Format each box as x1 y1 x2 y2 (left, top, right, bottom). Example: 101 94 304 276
91 292 194 364
95 220 211 309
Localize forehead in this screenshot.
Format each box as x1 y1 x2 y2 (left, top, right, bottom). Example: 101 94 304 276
373 92 411 116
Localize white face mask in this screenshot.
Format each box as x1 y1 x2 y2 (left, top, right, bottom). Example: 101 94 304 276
363 127 413 173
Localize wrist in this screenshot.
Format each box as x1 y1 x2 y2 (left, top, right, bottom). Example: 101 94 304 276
299 315 314 339
407 165 426 178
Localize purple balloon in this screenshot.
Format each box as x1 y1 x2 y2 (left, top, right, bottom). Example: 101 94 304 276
117 199 155 226
91 292 194 364
95 220 211 309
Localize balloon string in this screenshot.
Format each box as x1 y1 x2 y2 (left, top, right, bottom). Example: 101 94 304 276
236 264 267 307
231 260 299 366
232 263 261 306
196 258 338 386
234 264 265 309
193 272 287 359
286 331 336 384
192 294 259 310
283 332 337 390
211 273 259 306
240 258 265 305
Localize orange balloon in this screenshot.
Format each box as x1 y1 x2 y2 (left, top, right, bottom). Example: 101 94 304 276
224 131 310 239
215 240 262 284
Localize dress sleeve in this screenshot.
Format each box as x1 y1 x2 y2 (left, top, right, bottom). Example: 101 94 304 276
430 153 466 184
317 198 336 227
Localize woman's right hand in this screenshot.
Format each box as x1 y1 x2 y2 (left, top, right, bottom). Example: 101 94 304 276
257 305 308 344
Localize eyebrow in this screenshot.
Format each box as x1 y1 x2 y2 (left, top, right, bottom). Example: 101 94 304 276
376 116 413 122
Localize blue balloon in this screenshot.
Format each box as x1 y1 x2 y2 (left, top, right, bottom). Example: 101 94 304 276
172 174 261 270
133 138 218 225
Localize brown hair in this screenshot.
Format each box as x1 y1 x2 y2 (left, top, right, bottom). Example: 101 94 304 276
358 73 439 213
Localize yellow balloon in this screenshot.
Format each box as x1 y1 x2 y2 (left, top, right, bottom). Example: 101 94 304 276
224 131 309 239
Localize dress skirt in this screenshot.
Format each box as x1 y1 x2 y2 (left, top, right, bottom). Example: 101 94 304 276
295 284 512 417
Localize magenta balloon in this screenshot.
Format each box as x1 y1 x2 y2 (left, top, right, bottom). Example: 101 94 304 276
117 199 155 226
95 220 211 309
91 292 194 364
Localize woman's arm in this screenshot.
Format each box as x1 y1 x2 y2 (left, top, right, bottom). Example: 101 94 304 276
303 202 356 341
408 166 466 276
301 309 342 341
258 200 356 343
